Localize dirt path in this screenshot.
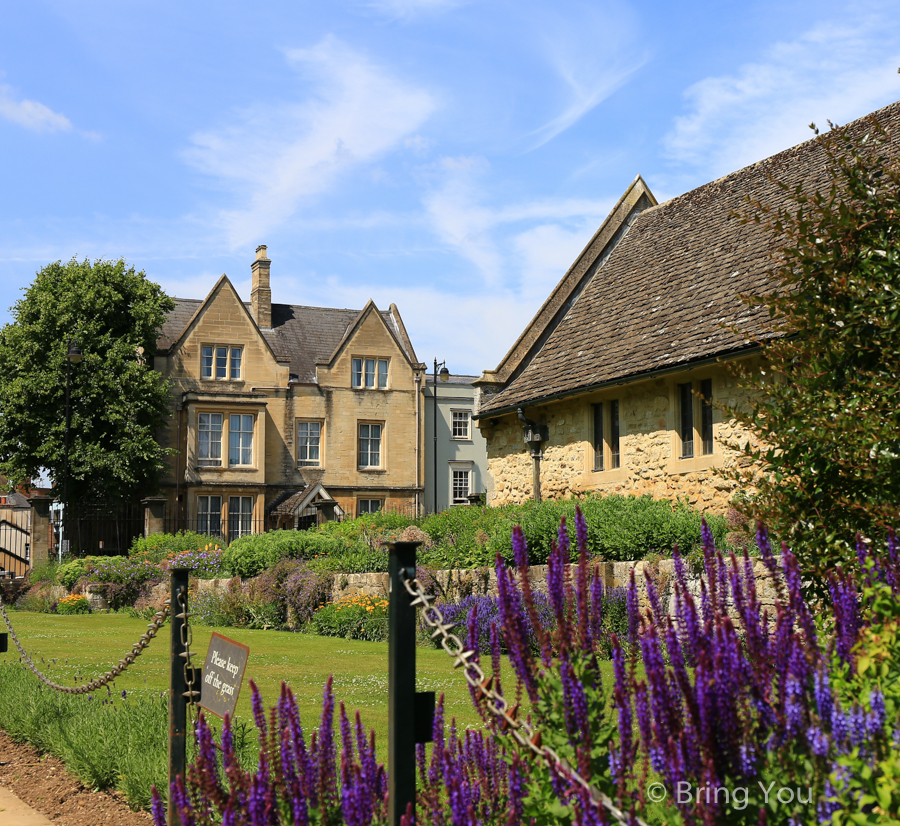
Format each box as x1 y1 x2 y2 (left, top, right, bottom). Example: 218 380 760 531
0 731 153 826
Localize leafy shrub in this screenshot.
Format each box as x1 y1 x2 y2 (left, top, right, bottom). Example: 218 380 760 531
56 594 90 615
56 559 87 590
28 558 59 586
83 556 161 610
128 531 221 564
188 578 283 630
223 530 347 578
159 546 227 579
306 594 389 641
15 584 56 612
416 494 730 569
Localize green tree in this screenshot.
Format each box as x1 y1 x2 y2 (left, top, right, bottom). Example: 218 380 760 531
726 116 900 578
0 258 175 504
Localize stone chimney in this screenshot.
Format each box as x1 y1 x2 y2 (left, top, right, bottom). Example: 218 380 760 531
251 245 272 328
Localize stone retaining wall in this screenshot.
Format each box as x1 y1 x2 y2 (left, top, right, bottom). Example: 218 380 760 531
330 556 782 616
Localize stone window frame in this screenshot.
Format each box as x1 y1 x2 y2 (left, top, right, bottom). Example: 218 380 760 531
196 410 257 470
358 421 385 470
357 498 383 515
667 374 721 475
296 419 324 468
228 495 255 538
201 344 243 381
588 398 625 477
351 356 390 390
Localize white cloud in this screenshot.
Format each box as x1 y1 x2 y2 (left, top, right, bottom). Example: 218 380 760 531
664 16 900 177
526 1 647 149
423 155 612 290
0 84 72 132
184 36 436 247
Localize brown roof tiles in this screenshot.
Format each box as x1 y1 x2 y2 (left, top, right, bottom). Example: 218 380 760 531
480 100 900 416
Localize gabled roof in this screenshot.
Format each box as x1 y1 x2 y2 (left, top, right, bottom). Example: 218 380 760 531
492 175 657 386
479 99 900 417
316 299 419 373
160 275 286 368
157 292 417 384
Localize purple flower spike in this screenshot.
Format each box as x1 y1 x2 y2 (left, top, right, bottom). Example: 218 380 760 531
511 525 529 569
574 505 589 555
150 787 166 826
626 569 640 648
557 515 571 559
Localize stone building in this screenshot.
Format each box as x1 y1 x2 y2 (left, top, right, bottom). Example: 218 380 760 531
153 246 426 536
474 100 900 511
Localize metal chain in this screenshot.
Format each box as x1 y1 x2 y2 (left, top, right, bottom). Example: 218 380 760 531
0 596 170 695
177 588 200 715
399 570 649 826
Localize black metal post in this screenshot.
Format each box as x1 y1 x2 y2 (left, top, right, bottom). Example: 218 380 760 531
61 355 72 562
432 359 438 515
388 541 421 825
168 567 190 826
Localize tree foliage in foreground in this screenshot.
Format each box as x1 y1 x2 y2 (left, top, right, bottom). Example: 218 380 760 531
0 258 174 503
726 116 900 577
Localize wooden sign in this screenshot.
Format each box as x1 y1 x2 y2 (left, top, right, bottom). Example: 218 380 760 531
198 633 249 719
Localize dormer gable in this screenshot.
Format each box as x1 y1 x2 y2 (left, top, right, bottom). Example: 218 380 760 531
164 275 290 385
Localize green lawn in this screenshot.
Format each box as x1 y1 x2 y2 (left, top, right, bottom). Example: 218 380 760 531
0 611 499 758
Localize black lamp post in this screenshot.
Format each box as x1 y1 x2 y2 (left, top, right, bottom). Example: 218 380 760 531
432 358 450 514
61 339 82 560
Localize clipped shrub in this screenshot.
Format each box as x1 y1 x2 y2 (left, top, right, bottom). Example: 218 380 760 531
223 530 347 578
306 594 389 641
129 531 221 564
56 559 87 590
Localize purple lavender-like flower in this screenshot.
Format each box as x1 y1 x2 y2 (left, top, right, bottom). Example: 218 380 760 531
868 689 886 736
558 515 571 559
626 569 639 649
150 786 166 826
317 675 338 812
806 726 829 757
250 680 267 738
560 657 589 737
547 538 567 629
511 525 529 569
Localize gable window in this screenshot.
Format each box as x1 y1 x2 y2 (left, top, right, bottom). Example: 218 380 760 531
229 414 254 466
452 469 471 505
451 410 470 439
679 383 694 459
358 499 382 515
197 495 222 536
228 496 254 538
202 345 242 380
358 423 382 468
198 413 223 467
352 357 389 389
297 421 322 467
592 400 621 471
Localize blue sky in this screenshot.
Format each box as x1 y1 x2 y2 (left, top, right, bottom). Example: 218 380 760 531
1 0 899 375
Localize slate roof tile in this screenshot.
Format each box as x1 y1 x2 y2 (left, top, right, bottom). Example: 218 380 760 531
157 300 410 384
